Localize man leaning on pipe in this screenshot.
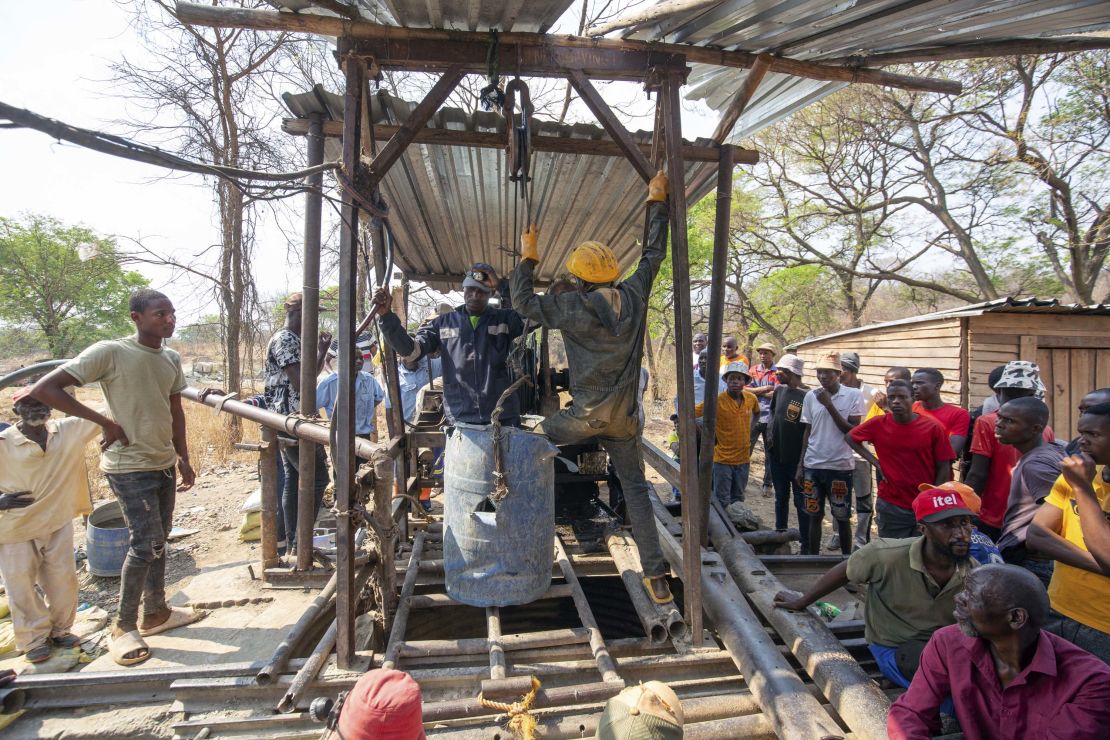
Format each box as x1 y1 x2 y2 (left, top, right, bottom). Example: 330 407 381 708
508 170 674 606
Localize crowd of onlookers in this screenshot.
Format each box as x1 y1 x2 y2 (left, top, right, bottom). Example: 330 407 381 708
678 333 1110 737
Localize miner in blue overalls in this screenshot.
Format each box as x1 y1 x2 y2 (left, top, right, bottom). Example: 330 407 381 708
370 267 524 426
509 171 674 605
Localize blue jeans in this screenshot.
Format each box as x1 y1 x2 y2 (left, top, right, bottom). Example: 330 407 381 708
280 441 330 554
712 462 750 506
768 456 807 550
106 468 176 629
803 467 853 555
870 643 955 714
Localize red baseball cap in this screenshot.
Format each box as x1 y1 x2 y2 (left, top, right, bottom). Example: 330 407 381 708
917 481 981 515
337 668 425 740
913 488 975 524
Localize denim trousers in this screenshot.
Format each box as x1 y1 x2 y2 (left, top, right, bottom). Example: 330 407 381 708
749 421 771 486
280 441 330 553
106 468 176 628
767 456 808 551
712 462 750 507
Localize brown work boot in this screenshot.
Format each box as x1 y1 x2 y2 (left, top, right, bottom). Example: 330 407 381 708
643 575 674 605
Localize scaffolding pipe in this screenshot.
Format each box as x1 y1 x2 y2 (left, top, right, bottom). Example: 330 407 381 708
486 607 506 680
259 426 280 568
256 574 337 685
707 505 890 739
276 619 337 713
604 530 683 644
381 531 426 670
650 501 845 739
553 537 622 684
296 110 326 572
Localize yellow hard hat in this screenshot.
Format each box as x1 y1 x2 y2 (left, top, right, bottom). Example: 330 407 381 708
565 240 620 284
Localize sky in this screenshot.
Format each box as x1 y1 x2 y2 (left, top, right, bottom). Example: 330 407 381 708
0 2 720 329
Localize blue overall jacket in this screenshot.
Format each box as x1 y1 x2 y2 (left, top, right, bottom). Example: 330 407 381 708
377 305 525 425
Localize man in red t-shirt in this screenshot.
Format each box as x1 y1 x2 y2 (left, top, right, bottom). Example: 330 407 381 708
847 380 956 538
966 360 1053 540
911 368 971 458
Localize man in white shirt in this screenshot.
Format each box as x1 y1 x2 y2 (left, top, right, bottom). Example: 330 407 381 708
797 351 867 555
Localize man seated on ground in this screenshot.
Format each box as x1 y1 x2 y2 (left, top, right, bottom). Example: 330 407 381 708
1028 402 1110 663
995 397 1064 588
316 344 385 443
0 392 101 663
888 564 1110 740
774 489 977 688
911 368 971 458
847 380 954 539
695 362 759 507
796 351 867 555
967 360 1054 540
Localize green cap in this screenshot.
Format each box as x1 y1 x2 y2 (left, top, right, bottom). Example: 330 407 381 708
594 699 683 740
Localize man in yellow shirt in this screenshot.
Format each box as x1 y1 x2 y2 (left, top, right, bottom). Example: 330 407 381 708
695 362 759 506
0 392 101 663
720 336 749 368
1028 402 1110 663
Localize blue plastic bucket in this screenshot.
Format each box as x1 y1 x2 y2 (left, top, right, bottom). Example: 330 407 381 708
86 500 129 577
443 423 558 607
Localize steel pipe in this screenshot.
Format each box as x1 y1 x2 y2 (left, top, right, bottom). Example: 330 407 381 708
381 531 426 669
256 573 338 685
553 536 622 684
398 628 590 659
650 499 845 739
277 619 337 713
259 426 280 568
707 505 890 740
604 530 678 644
485 607 506 681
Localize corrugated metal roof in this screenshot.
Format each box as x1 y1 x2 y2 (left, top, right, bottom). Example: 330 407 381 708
788 297 1110 348
597 0 1110 140
269 0 574 32
283 89 717 289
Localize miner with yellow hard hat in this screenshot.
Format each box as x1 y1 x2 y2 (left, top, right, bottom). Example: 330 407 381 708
509 170 673 605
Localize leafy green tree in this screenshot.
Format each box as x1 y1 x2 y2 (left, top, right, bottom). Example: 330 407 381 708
0 215 148 358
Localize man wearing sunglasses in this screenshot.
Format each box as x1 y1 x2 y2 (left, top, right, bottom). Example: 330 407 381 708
371 263 524 426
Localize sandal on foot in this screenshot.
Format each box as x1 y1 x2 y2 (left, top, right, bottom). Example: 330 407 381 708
109 630 151 666
25 644 52 664
51 633 82 648
643 575 674 605
139 606 207 637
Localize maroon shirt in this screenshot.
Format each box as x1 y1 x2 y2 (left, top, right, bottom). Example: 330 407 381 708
888 625 1110 740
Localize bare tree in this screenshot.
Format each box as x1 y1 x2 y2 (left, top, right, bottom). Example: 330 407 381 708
112 0 318 402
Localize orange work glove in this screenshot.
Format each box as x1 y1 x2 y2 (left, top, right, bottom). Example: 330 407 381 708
520 224 539 263
646 170 668 203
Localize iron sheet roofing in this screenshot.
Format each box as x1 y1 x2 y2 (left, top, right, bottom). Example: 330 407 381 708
269 0 574 32
283 88 717 289
788 297 1110 348
598 0 1110 139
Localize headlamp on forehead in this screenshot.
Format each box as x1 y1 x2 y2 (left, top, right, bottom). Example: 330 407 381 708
468 269 488 283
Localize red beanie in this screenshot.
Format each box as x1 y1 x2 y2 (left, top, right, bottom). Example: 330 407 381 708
337 669 425 740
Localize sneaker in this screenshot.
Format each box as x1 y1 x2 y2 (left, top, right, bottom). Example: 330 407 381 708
643 575 674 605
826 534 841 551
420 499 433 512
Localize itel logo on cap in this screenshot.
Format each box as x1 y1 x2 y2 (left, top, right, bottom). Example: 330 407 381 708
933 494 958 508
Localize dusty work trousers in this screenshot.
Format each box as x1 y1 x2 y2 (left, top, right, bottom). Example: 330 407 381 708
852 459 874 550
107 468 175 629
0 523 78 652
538 407 666 578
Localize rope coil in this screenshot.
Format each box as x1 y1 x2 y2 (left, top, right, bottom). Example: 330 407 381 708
478 675 542 740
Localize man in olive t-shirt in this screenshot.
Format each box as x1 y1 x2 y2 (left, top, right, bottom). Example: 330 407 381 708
30 289 195 666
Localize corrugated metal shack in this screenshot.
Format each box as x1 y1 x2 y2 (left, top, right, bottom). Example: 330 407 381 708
788 298 1110 438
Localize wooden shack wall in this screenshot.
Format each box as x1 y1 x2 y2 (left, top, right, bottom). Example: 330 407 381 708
792 318 964 404
968 313 1110 440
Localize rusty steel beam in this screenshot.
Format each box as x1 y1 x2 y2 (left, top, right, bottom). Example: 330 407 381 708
334 55 365 670
662 67 705 643
258 427 280 570
282 118 760 165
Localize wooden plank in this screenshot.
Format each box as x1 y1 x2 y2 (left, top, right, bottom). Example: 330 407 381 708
1020 335 1038 362
1038 336 1110 350
1097 351 1110 392
1051 350 1071 437
971 314 1110 337
1071 350 1095 439
959 317 970 409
